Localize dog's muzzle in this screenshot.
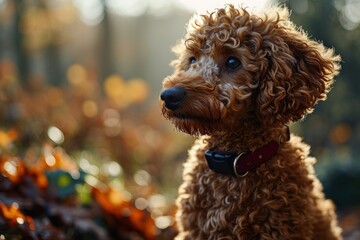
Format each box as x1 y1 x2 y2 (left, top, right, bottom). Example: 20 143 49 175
160 86 186 110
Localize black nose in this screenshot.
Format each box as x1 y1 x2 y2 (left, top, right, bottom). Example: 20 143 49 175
160 87 186 110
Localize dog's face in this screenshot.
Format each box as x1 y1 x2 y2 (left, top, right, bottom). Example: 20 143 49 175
161 5 340 136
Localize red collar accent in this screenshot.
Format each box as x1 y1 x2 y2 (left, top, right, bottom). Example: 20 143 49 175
205 141 279 177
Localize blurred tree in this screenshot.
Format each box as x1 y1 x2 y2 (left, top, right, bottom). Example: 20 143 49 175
99 0 113 83
40 0 62 86
14 0 28 82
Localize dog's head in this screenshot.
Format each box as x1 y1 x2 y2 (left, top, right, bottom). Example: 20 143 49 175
160 5 340 136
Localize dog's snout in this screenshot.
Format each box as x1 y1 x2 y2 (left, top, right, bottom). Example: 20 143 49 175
160 87 186 110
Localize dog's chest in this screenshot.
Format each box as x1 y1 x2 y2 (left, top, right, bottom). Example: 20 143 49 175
181 148 250 211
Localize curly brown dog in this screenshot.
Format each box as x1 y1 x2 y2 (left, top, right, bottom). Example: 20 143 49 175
160 5 342 240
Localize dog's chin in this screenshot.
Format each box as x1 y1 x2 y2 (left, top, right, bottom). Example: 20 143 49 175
172 118 214 136
164 113 218 136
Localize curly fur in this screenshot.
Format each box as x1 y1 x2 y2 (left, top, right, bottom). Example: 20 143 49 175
161 5 342 239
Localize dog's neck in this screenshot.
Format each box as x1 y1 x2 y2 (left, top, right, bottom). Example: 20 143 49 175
207 123 289 153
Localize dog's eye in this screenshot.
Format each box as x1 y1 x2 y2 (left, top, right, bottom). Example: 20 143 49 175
189 57 196 64
226 57 241 71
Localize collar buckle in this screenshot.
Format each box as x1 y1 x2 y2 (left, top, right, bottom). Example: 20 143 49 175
233 152 248 177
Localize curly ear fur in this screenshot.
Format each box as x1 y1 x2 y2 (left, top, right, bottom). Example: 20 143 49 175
255 8 341 126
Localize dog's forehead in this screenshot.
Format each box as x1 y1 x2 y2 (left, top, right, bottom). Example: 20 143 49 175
184 26 248 57
184 34 242 60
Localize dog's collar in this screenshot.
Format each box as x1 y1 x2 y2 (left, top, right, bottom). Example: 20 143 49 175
205 141 279 177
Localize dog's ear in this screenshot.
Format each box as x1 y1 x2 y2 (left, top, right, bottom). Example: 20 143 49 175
255 11 341 126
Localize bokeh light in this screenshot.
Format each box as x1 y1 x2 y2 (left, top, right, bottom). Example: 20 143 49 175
135 197 148 210
67 64 87 86
106 0 147 17
126 78 149 103
82 100 98 118
73 0 104 26
3 159 17 176
47 126 65 144
104 75 125 96
335 0 360 30
134 169 152 186
155 215 174 229
44 154 56 167
103 108 122 137
102 161 122 177
79 158 100 176
330 123 352 145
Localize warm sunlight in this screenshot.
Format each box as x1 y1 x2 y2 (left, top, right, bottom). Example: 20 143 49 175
175 0 274 13
75 0 275 23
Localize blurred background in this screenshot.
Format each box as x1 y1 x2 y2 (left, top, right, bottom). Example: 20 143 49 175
0 0 359 239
